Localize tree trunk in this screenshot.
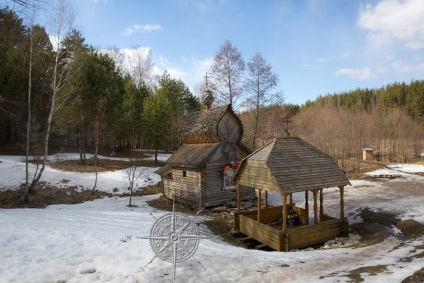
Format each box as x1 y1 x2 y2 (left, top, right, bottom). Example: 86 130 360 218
28 51 59 194
92 109 100 193
28 0 72 194
25 21 34 198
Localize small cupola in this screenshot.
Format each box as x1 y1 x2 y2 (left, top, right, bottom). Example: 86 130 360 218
201 73 214 109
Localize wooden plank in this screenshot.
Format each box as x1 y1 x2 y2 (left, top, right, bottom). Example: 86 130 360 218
282 194 287 233
265 190 268 209
305 190 309 225
255 243 268 250
319 188 324 219
238 206 283 222
287 219 345 249
313 189 318 224
257 189 261 223
239 215 283 251
237 184 241 213
339 186 345 219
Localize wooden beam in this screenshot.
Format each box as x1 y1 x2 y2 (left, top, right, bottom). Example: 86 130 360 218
257 189 262 223
265 190 268 209
237 184 241 214
313 189 318 224
282 193 287 233
289 193 293 207
339 186 345 219
305 190 309 225
319 188 324 220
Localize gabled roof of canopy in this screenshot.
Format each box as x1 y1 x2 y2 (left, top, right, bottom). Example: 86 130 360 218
235 137 351 193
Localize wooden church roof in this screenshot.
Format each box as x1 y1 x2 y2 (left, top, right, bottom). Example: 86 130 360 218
165 143 220 169
235 137 350 194
181 104 243 144
155 104 249 175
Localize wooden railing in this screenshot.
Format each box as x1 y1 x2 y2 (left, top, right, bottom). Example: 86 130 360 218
235 207 348 251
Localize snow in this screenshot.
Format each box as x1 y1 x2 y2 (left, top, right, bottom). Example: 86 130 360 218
365 163 424 178
1 155 424 282
0 152 170 193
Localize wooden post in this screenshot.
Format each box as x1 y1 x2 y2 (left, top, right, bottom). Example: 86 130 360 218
289 193 293 207
257 189 261 223
237 184 241 214
313 189 318 224
282 193 287 233
319 188 324 220
265 190 268 209
339 186 345 219
305 190 309 224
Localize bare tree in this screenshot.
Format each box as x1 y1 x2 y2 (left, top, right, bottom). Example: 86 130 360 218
125 150 146 207
244 51 283 149
105 46 155 89
1 0 46 12
28 0 74 194
91 105 104 193
131 47 155 88
210 40 245 109
25 6 36 200
103 46 125 69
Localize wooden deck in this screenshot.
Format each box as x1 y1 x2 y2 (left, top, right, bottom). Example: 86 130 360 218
234 206 348 251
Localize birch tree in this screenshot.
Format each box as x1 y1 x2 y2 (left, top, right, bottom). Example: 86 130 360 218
28 0 74 194
210 40 245 109
132 47 155 89
244 51 283 149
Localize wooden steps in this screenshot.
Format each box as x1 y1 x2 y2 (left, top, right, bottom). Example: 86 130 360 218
231 229 272 250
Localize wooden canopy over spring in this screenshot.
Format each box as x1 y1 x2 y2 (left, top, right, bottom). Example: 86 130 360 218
233 137 351 251
235 137 350 194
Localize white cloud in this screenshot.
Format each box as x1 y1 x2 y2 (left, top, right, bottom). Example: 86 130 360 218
155 56 213 96
375 56 424 75
155 56 187 80
122 24 162 36
49 34 62 51
380 60 424 74
336 68 372 80
191 57 213 72
100 46 151 74
101 47 212 96
358 0 424 50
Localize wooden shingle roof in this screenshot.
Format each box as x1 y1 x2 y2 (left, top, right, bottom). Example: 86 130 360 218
181 104 243 144
236 137 350 193
181 105 228 139
165 143 220 169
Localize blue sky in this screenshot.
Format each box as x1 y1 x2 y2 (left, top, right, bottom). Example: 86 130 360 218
68 0 424 105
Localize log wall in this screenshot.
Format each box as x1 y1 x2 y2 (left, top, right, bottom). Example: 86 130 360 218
163 168 202 207
203 162 255 207
162 164 255 208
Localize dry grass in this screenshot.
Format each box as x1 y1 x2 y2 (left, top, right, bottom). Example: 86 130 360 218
338 159 385 179
49 158 164 173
